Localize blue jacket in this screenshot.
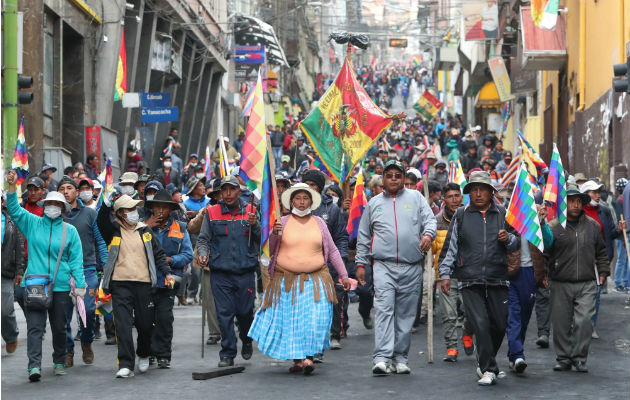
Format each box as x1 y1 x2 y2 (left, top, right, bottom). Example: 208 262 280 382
197 199 260 274
152 218 193 288
6 191 86 291
184 195 209 212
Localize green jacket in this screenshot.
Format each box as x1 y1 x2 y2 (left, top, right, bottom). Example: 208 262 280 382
6 191 85 291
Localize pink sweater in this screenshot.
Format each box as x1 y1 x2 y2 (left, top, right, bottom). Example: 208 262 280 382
268 215 348 280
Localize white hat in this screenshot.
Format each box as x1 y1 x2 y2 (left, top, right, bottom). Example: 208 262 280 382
407 168 422 180
93 180 102 190
579 181 604 193
38 191 72 212
280 183 322 211
119 172 138 185
113 195 144 211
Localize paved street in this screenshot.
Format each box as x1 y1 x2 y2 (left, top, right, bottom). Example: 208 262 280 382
2 289 629 399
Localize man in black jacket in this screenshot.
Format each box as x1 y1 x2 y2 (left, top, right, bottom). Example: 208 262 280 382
303 169 349 351
439 171 518 386
1 195 26 353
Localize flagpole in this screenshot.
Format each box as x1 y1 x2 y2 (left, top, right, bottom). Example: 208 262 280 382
265 135 281 217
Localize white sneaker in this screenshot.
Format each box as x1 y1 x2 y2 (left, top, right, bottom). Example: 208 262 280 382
394 363 411 374
372 361 390 376
514 358 527 373
138 357 150 373
330 338 342 350
115 368 134 378
476 367 483 378
478 371 497 386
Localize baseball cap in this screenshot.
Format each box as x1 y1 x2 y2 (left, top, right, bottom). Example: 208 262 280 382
384 160 405 173
221 176 240 188
281 155 290 163
58 176 78 189
26 176 45 188
113 195 144 212
41 163 57 173
79 178 94 188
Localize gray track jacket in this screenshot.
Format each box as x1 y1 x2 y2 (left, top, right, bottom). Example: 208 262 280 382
355 188 437 266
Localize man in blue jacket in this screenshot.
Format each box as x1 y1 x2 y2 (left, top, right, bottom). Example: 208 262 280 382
58 176 108 368
355 160 436 376
197 176 260 367
143 189 193 369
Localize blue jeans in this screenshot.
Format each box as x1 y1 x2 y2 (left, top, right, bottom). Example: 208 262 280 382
507 267 537 362
614 239 630 288
66 268 98 352
272 147 283 169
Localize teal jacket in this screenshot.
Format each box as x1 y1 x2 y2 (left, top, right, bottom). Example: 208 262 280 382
7 191 85 291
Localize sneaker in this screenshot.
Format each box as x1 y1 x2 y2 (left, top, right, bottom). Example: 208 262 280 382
116 367 134 378
591 329 600 339
478 371 496 386
394 362 411 374
5 339 18 354
53 363 67 376
65 352 74 368
81 343 94 364
138 357 150 373
614 286 627 293
241 341 253 360
312 353 324 363
443 348 458 362
462 335 474 355
105 337 116 345
362 316 374 330
218 357 234 367
513 358 527 373
28 367 41 382
330 338 342 350
157 358 171 369
372 361 390 376
536 335 549 348
206 336 220 345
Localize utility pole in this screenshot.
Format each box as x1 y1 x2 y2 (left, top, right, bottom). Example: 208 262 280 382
2 0 19 167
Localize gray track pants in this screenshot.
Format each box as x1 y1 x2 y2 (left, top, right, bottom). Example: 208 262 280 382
1 277 19 344
372 260 422 365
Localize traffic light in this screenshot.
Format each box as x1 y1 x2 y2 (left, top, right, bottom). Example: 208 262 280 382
18 75 33 104
612 56 630 93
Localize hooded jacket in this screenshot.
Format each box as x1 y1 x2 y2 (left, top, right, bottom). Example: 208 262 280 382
152 218 193 288
356 187 437 267
1 209 26 280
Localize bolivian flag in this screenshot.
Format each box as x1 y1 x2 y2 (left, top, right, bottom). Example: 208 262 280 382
299 57 392 182
413 91 442 122
114 31 127 101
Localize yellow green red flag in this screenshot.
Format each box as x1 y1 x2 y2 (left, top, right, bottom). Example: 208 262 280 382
114 31 127 101
413 90 442 122
299 57 392 182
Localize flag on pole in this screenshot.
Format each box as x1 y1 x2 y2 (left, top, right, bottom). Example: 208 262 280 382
163 141 173 158
532 0 559 30
240 84 256 119
114 31 127 101
347 169 368 242
11 117 29 185
518 130 548 181
413 91 443 122
239 71 267 191
218 134 231 178
95 158 113 210
299 55 392 182
448 160 469 205
506 162 544 251
501 155 521 186
205 146 212 180
260 151 277 265
339 154 348 183
543 143 567 228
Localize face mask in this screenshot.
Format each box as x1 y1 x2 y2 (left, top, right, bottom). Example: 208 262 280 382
121 186 135 196
79 191 93 203
590 199 599 207
330 195 339 204
163 161 172 168
292 207 311 217
146 195 155 201
190 162 198 167
124 210 140 225
44 205 62 219
196 173 205 179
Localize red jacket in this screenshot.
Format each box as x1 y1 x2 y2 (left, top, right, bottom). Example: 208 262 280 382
23 201 44 260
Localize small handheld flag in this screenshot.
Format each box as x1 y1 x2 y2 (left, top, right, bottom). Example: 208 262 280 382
543 143 567 228
506 162 544 251
347 169 368 242
11 117 29 185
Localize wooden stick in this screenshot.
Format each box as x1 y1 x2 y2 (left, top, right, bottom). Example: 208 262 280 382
201 269 206 359
265 135 281 217
421 174 434 363
192 366 245 380
621 215 630 265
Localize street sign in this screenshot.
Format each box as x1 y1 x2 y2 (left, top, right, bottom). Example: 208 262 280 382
141 107 179 123
141 92 171 108
389 38 408 48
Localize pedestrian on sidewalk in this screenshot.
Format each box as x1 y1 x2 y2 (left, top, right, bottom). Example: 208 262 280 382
1 193 26 355
196 176 260 367
438 171 518 386
546 186 612 373
97 194 175 378
58 176 108 368
433 183 473 362
143 189 193 369
6 170 86 382
613 178 629 292
249 183 350 375
356 160 436 376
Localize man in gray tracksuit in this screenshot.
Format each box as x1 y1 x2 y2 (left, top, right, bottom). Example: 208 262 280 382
356 160 436 376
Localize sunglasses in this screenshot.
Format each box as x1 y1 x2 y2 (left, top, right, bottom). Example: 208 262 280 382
385 173 403 179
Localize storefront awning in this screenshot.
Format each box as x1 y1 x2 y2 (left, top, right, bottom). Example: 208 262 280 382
475 82 501 108
520 6 567 70
233 14 289 67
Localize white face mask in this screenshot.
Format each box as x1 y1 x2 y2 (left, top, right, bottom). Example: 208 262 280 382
79 191 93 203
146 195 155 201
120 186 135 196
163 161 172 168
330 195 339 204
196 173 205 179
590 199 599 207
190 162 198 167
124 210 140 225
44 205 62 219
292 207 311 217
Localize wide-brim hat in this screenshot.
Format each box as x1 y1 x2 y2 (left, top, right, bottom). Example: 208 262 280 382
144 189 178 208
566 185 590 203
281 183 321 211
463 171 496 194
119 172 138 185
38 191 72 213
579 180 604 193
187 176 206 193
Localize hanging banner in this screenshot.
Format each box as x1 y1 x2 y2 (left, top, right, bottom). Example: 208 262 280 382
488 57 515 102
463 1 499 41
85 126 102 167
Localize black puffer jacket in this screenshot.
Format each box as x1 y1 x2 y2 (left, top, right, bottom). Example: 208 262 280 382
1 209 26 279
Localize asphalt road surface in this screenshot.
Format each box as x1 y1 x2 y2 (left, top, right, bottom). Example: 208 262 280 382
2 287 629 399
